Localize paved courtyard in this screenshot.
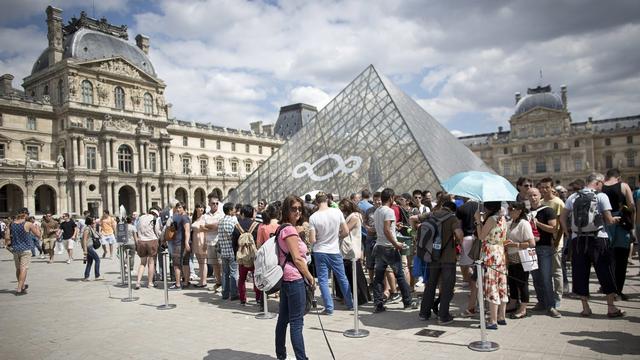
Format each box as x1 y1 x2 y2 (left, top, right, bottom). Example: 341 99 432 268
1 247 639 360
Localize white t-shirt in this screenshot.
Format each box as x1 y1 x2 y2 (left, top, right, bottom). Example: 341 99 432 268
137 214 161 241
205 211 225 246
507 219 534 263
564 189 612 239
374 205 396 247
309 208 346 254
343 212 363 259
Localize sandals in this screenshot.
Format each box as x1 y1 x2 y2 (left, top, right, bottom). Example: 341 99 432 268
607 309 625 318
459 309 477 318
510 311 527 319
580 309 592 317
194 284 207 288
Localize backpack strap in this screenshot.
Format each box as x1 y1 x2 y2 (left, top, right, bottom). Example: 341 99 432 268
248 221 259 235
275 223 295 267
235 223 245 234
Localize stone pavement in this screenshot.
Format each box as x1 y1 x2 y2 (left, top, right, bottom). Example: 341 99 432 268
1 246 639 360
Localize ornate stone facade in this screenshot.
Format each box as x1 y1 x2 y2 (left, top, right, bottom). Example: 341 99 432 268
0 7 282 217
459 85 640 187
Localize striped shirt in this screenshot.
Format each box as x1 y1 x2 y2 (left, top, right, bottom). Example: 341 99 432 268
218 215 238 259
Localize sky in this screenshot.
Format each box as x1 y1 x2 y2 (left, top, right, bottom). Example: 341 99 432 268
1 0 639 137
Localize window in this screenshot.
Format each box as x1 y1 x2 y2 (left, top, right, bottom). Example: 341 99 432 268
0 144 5 159
521 145 526 153
245 162 252 173
259 145 263 155
82 80 93 104
553 158 561 172
627 152 635 168
216 159 224 172
503 161 511 176
43 85 49 96
245 144 250 153
149 152 157 172
182 136 188 146
502 147 508 155
605 154 613 169
535 159 546 173
200 138 205 148
553 142 559 150
231 142 236 151
114 86 125 110
143 93 153 114
86 118 94 130
200 159 207 175
86 146 97 169
182 158 191 174
27 117 36 130
520 161 528 175
0 113 3 126
574 140 580 148
26 145 39 161
231 161 238 173
57 79 64 105
575 158 583 171
605 138 611 146
519 127 528 138
535 125 544 137
627 136 633 144
216 140 221 150
117 145 133 173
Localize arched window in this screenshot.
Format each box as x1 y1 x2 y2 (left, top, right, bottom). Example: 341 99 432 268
114 86 125 110
117 145 133 173
143 92 153 114
57 79 64 105
82 80 93 104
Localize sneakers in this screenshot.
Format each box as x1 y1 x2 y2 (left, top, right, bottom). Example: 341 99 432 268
404 300 417 310
497 319 507 326
532 303 546 312
386 293 401 303
81 278 91 282
563 283 571 294
320 310 333 316
66 259 71 264
438 316 454 325
418 313 430 321
485 323 498 330
373 305 386 313
168 284 182 291
548 308 562 318
95 276 104 281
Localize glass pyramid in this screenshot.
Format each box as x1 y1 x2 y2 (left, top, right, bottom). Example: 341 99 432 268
228 65 492 203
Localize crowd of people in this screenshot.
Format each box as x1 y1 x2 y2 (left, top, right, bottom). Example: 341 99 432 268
2 169 638 360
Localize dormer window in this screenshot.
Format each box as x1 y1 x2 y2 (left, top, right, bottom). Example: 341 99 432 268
114 86 125 110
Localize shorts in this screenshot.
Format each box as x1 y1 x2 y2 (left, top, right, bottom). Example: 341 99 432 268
171 240 190 266
207 244 221 265
101 234 116 245
137 240 159 258
44 237 56 251
459 235 475 266
13 250 31 270
63 238 75 250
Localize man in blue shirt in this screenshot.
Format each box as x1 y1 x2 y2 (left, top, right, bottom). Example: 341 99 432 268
5 208 42 295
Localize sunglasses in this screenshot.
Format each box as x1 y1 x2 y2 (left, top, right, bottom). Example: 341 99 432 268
290 206 303 213
522 184 532 188
210 202 219 205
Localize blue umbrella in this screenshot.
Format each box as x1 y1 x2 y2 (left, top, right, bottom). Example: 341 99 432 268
441 171 518 202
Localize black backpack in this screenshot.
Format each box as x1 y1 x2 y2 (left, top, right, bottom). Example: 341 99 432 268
417 212 455 263
571 190 602 233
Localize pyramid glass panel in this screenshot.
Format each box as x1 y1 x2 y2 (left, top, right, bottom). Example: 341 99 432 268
228 65 492 203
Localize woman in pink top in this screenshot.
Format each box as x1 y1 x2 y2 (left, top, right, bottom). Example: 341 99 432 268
275 195 315 360
191 204 208 287
257 204 280 249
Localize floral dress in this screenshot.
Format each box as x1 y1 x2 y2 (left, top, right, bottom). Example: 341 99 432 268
482 215 509 305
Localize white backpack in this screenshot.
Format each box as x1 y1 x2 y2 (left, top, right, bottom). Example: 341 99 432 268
253 224 290 294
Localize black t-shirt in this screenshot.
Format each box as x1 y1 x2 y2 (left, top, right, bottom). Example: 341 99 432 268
532 205 556 247
172 213 191 244
61 220 77 240
456 201 479 236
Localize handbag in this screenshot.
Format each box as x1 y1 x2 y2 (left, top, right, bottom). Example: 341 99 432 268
89 228 101 249
304 280 314 315
518 248 539 272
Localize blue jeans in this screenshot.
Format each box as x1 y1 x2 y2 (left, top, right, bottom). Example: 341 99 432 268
314 252 353 312
532 245 555 309
221 257 238 299
275 279 307 360
84 246 101 279
372 246 412 307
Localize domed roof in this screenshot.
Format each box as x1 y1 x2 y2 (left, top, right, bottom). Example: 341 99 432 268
32 28 156 77
515 91 564 115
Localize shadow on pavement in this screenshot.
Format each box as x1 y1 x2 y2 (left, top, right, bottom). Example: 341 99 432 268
561 331 640 356
65 278 85 282
203 348 276 360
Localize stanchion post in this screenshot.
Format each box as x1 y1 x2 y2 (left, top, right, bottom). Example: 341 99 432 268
157 249 176 310
255 292 276 319
119 246 126 286
468 261 499 352
344 258 369 338
122 248 139 302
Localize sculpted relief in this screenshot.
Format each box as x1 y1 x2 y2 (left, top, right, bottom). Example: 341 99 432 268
93 59 142 80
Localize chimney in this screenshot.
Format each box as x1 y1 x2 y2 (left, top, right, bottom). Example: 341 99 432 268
262 124 274 137
560 85 567 110
250 121 263 134
498 126 503 133
135 34 150 54
46 6 63 66
0 74 14 96
515 92 521 104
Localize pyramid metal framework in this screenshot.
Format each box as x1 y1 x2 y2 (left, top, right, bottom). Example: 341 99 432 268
227 65 492 203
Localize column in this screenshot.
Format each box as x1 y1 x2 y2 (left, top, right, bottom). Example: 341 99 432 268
138 143 144 172
159 183 165 206
79 139 85 168
112 182 117 214
79 181 86 214
164 146 169 172
105 139 112 169
70 138 77 168
106 181 113 214
25 182 34 215
57 181 65 215
73 182 81 213
140 182 147 213
143 143 148 171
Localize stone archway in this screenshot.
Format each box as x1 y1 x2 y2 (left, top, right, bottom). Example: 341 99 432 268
0 184 24 216
175 187 188 207
211 188 223 200
194 187 206 207
118 185 137 217
35 184 57 215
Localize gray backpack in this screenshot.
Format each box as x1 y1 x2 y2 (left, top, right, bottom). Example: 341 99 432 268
571 190 602 233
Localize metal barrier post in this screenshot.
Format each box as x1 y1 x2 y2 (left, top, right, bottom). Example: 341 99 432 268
157 250 176 310
344 258 369 338
119 246 126 287
468 261 499 352
255 292 276 319
121 248 139 302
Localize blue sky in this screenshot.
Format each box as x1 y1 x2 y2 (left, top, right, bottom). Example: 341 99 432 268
2 0 639 136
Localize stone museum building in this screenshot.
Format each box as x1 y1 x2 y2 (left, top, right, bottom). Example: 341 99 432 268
459 85 640 187
0 7 282 217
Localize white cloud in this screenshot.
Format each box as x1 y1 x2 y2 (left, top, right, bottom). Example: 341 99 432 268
450 130 470 138
288 86 331 110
